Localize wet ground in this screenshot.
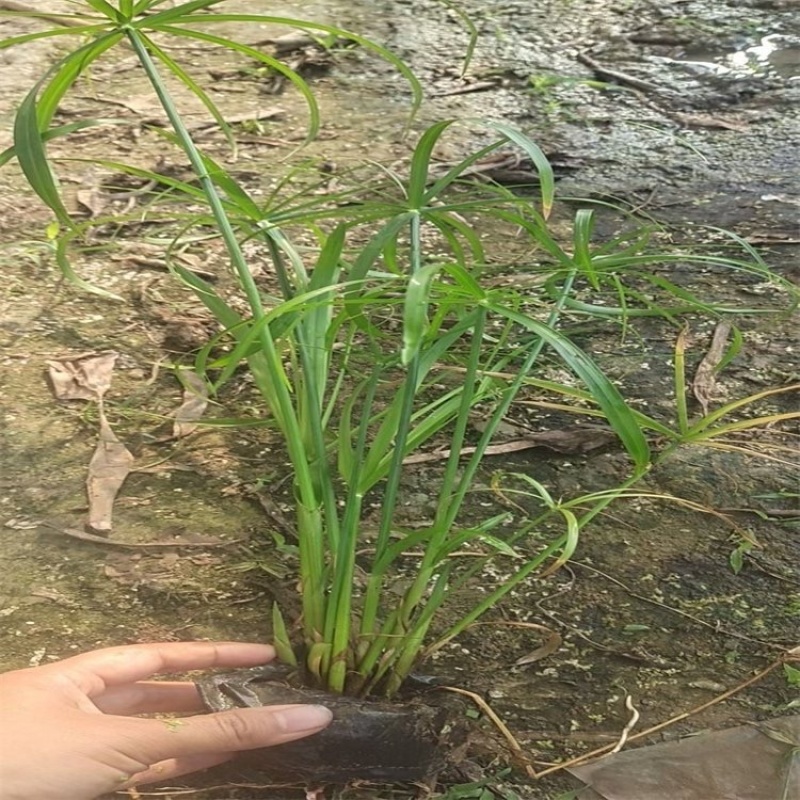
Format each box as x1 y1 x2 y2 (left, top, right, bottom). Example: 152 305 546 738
0 1 798 798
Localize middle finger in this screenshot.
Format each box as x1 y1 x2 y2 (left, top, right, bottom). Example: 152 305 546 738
94 681 205 715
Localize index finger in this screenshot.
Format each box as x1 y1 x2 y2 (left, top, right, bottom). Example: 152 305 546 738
39 642 275 696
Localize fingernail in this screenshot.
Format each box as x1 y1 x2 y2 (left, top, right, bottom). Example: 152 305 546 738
276 704 333 733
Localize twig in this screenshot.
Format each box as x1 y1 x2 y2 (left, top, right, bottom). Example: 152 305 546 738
38 521 243 550
534 568 668 665
123 255 218 281
571 560 788 648
576 52 662 94
609 694 640 754
533 651 794 778
117 782 292 796
437 685 538 779
433 80 500 98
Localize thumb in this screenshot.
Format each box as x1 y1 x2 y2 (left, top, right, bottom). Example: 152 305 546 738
121 703 332 764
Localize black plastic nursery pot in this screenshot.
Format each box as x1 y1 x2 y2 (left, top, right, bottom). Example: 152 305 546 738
196 664 463 784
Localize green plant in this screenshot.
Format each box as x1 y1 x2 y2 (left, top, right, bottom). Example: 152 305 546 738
434 768 523 799
2 1 794 702
784 664 800 687
186 116 657 699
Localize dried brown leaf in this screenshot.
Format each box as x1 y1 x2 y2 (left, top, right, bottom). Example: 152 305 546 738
403 426 616 465
46 351 119 401
75 187 108 218
692 321 732 415
173 371 209 438
86 411 134 533
569 716 800 800
515 627 563 666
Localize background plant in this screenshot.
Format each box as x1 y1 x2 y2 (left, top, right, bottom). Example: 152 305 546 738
3 0 795 699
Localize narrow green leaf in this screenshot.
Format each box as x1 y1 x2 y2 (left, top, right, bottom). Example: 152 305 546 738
572 208 598 288
133 0 159 13
14 88 71 224
0 119 116 168
489 303 651 468
83 0 122 19
54 235 123 300
271 603 299 666
427 210 486 265
407 120 455 207
309 225 346 292
203 158 262 218
422 139 506 204
541 508 580 575
434 0 478 76
137 31 236 152
88 155 205 200
37 33 123 129
441 262 485 299
158 13 423 118
154 25 321 140
402 262 441 365
173 265 242 327
643 273 721 314
136 0 225 26
345 213 412 317
481 121 555 218
0 26 108 51
513 474 556 508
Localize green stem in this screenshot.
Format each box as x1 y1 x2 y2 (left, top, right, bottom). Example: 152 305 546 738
126 29 327 635
323 374 378 692
371 269 580 677
433 310 486 524
356 212 425 639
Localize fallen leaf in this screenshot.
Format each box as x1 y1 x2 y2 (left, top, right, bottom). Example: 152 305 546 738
403 426 616 465
76 187 108 218
692 321 732 414
173 371 209 438
673 112 748 132
569 716 800 800
515 627 563 666
46 351 119 401
86 410 134 533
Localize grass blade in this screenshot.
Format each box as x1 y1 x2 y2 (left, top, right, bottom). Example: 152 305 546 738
154 25 321 140
489 303 651 469
142 32 236 151
163 13 423 117
407 120 455 207
14 87 71 224
481 121 555 218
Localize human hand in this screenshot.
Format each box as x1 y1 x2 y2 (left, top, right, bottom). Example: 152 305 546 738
0 641 332 800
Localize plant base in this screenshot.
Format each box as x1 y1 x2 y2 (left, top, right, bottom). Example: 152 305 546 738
197 665 462 784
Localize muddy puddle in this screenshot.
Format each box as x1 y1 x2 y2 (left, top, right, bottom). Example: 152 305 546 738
0 1 798 798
